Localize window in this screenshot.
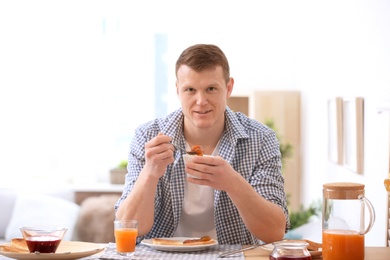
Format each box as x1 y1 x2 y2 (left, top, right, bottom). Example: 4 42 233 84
0 2 161 185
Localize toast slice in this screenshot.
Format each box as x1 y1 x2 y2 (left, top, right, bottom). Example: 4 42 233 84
302 239 322 251
287 239 322 251
152 236 214 246
0 238 29 253
151 238 184 245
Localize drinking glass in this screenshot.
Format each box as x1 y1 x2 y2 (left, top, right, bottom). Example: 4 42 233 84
114 220 138 256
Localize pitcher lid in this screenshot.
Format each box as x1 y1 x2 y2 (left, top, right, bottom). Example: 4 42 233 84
323 182 365 190
323 182 365 199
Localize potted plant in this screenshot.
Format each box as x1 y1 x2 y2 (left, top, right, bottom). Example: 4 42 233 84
110 160 128 184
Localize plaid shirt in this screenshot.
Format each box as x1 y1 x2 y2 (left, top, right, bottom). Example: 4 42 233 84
115 107 289 245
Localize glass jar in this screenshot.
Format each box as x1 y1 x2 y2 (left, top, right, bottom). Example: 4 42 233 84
322 182 375 260
270 241 312 260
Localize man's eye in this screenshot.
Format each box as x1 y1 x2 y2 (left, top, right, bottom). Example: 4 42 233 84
186 88 195 92
208 87 217 91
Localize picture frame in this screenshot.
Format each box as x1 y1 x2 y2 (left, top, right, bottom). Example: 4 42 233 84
328 97 344 164
343 97 364 174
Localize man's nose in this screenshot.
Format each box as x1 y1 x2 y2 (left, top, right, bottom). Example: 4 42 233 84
195 92 208 106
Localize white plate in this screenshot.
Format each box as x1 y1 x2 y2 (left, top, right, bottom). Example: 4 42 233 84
141 237 217 252
0 241 105 260
260 244 322 258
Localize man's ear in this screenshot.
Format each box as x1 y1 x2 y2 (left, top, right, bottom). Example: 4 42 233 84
226 77 234 99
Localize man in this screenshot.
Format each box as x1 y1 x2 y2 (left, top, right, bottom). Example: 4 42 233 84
115 44 289 244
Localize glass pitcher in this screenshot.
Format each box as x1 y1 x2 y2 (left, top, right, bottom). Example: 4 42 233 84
322 182 375 260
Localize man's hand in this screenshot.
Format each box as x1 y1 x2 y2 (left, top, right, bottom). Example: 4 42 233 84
184 155 239 192
143 133 175 179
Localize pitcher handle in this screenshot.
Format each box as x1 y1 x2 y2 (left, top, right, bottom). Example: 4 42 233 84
359 195 376 235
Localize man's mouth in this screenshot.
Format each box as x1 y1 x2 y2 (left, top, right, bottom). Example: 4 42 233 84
195 110 211 114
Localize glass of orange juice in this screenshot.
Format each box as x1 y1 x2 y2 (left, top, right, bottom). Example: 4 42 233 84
114 220 138 256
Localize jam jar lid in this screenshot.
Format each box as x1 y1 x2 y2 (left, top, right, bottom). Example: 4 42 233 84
272 241 309 249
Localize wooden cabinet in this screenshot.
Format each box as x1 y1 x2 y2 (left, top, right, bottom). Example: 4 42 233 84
227 90 301 211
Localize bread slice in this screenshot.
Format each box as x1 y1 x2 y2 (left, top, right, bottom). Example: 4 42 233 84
0 238 29 253
287 239 322 251
152 236 214 246
302 239 322 251
11 238 29 252
0 245 23 253
182 239 215 245
151 238 184 245
183 236 214 245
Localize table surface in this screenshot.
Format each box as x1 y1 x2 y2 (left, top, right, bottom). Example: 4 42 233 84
0 243 389 260
244 246 390 260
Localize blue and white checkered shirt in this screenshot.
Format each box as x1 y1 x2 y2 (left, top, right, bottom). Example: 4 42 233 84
115 107 289 245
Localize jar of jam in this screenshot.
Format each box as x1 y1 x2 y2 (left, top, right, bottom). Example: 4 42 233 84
270 241 312 260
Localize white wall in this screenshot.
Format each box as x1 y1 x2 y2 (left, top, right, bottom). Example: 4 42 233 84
295 2 390 246
162 1 390 246
1 0 389 246
292 1 389 246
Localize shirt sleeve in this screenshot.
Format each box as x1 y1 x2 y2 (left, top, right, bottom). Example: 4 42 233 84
114 125 156 212
249 129 290 231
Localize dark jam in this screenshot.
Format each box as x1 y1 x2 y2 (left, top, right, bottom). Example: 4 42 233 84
270 257 312 260
25 236 61 253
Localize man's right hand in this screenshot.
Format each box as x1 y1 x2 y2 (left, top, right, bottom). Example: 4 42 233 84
143 133 175 179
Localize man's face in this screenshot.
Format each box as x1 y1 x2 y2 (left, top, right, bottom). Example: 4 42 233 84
176 65 233 130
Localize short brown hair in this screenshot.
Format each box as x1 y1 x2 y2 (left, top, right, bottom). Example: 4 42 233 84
175 44 230 83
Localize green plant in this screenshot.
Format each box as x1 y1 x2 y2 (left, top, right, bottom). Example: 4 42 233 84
288 200 322 229
264 118 293 165
117 160 128 169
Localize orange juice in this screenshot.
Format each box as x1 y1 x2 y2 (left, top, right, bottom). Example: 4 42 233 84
322 229 364 260
114 228 138 253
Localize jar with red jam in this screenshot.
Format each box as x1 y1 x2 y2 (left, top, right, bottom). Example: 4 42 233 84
270 241 312 260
